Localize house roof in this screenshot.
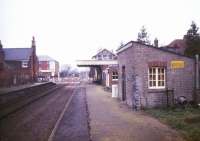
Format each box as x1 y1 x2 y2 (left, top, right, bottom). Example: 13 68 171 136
92 49 116 58
38 55 56 61
116 41 194 59
154 39 188 55
3 48 33 61
167 39 187 48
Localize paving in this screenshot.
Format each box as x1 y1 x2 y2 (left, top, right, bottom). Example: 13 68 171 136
52 86 90 141
86 84 185 141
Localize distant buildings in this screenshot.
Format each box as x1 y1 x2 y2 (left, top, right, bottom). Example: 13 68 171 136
0 37 61 86
0 37 38 87
92 49 117 60
77 48 118 89
38 55 59 81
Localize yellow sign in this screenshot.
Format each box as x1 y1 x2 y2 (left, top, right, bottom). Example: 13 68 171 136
171 61 185 69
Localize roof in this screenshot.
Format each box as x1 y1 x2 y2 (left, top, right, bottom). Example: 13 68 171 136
159 39 188 55
3 48 33 61
167 39 187 48
116 41 194 59
92 49 116 58
38 55 56 61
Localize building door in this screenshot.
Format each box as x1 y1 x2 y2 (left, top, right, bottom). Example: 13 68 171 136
122 66 126 101
106 69 109 87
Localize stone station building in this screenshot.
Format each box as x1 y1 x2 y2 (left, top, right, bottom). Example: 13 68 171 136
117 41 196 109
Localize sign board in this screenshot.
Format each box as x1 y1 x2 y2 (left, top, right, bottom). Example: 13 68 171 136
171 61 185 69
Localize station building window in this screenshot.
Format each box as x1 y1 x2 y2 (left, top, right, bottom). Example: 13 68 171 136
112 71 118 80
148 67 165 89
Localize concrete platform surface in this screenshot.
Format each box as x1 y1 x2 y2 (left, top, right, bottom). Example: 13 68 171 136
86 84 185 141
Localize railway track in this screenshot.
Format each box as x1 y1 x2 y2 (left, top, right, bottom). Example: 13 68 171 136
0 82 78 141
0 82 65 120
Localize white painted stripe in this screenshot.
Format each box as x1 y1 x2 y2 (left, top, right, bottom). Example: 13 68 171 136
48 90 75 141
76 60 118 66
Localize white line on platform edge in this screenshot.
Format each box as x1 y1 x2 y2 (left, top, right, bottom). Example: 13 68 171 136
47 90 75 141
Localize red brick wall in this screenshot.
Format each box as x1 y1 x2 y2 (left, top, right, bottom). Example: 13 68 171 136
39 61 49 70
0 69 13 87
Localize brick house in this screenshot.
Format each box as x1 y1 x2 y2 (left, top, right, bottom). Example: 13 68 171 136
117 41 196 109
162 39 188 55
38 55 59 81
0 37 38 87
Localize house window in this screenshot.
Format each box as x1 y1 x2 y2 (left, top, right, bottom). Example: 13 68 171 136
22 61 28 68
109 55 112 59
148 67 165 89
103 54 107 59
98 55 102 60
112 71 118 80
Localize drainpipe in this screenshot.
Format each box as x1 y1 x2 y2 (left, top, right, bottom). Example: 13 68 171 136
195 54 199 90
195 54 199 104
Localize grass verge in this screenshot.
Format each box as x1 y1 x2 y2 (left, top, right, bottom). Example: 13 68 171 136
145 107 200 141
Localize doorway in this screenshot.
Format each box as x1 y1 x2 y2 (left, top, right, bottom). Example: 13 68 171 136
122 66 126 101
106 69 110 87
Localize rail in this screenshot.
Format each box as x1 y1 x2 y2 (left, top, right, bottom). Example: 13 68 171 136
0 82 63 120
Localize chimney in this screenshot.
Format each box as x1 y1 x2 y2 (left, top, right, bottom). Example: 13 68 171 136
31 36 37 82
154 38 158 47
0 40 3 49
0 40 5 67
32 36 36 48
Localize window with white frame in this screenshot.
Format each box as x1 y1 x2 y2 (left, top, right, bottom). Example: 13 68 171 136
112 71 118 80
148 67 165 89
22 61 28 68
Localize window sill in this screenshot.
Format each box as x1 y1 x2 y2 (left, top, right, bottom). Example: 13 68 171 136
22 67 29 68
148 87 165 89
148 88 166 93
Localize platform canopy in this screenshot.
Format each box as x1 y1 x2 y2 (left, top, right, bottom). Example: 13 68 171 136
76 60 118 67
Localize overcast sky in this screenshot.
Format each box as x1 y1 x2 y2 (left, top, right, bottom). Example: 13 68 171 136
0 0 199 67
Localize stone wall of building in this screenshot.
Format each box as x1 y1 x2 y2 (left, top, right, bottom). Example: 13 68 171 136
118 42 195 108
